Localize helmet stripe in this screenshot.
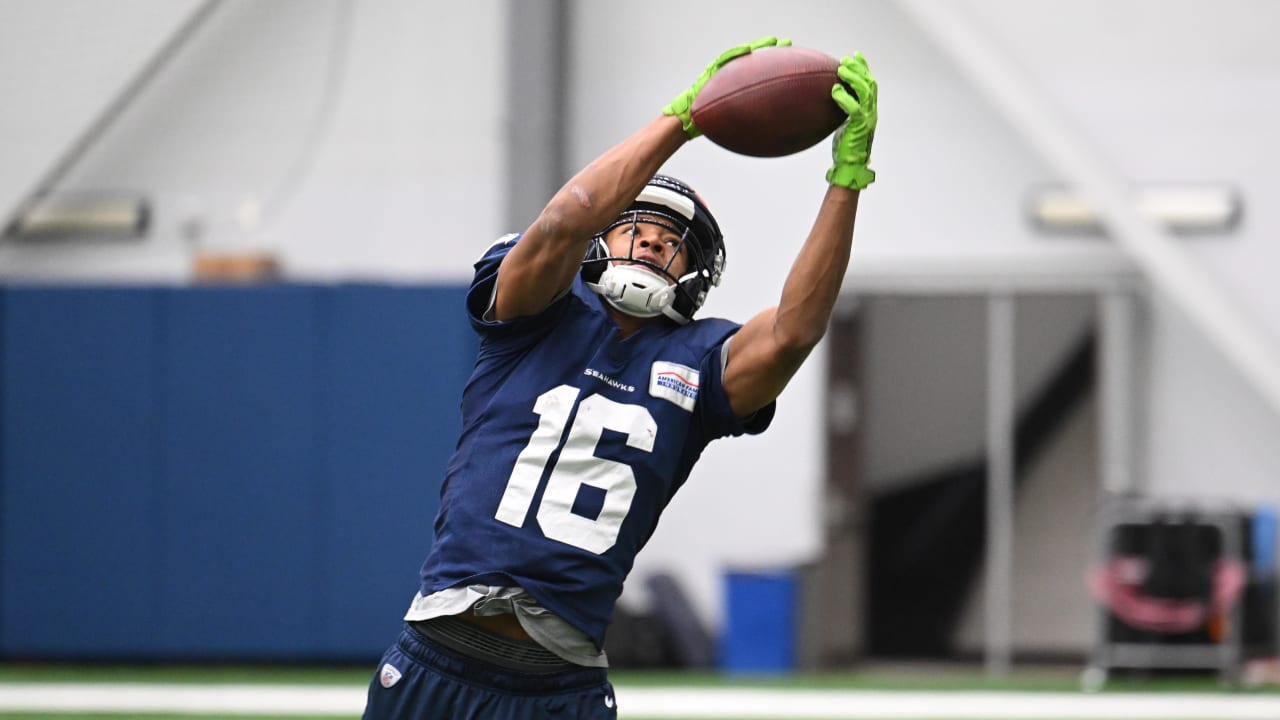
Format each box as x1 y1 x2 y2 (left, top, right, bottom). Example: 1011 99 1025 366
634 185 696 220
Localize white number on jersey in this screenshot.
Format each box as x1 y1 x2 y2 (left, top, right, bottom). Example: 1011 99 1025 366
494 385 656 554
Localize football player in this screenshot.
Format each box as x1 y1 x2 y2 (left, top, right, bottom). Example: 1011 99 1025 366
363 39 877 719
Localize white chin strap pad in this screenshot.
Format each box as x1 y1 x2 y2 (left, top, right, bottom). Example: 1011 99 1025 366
587 264 679 320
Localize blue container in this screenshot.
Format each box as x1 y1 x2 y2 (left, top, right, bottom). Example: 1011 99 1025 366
1253 506 1277 579
720 569 797 672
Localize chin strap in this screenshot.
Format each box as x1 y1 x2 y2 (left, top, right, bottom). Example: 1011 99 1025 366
586 264 689 324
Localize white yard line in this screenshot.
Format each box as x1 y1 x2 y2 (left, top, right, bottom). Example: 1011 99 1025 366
0 683 1279 718
619 688 1280 719
0 683 363 715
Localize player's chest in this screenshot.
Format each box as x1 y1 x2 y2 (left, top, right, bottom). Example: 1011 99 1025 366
496 331 704 446
532 327 699 406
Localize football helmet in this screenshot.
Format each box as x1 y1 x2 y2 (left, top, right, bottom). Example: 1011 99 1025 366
582 175 725 324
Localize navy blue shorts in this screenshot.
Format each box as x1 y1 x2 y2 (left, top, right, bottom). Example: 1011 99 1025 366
362 623 618 719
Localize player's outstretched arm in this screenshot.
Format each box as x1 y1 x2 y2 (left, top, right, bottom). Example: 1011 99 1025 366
493 116 685 322
492 37 789 323
722 53 878 417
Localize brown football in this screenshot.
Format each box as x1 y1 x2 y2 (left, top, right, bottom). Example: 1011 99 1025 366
691 46 848 158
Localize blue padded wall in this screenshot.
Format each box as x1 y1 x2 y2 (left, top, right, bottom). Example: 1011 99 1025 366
0 284 473 661
155 286 325 657
1 289 163 657
318 285 476 657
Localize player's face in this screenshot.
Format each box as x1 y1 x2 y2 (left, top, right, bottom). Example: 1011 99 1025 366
604 214 690 281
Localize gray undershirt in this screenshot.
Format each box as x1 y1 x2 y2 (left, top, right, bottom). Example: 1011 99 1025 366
405 586 608 668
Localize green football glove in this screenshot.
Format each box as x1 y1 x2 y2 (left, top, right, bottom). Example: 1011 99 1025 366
663 36 792 139
827 52 878 190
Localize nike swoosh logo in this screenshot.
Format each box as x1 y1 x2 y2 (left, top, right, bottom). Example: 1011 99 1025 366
604 695 615 708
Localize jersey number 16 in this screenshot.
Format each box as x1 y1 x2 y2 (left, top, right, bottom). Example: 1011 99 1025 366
494 385 656 554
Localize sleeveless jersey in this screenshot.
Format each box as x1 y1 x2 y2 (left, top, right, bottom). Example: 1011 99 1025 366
418 235 774 649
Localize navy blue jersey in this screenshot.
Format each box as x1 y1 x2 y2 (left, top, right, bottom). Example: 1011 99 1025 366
418 235 774 648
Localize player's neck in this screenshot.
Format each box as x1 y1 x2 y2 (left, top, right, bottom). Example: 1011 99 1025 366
605 304 658 339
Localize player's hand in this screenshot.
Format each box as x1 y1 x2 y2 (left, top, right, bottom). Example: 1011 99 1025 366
663 36 792 139
827 52 878 190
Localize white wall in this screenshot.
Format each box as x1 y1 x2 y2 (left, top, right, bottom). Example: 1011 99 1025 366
956 0 1280 508
0 0 507 282
0 0 201 214
268 0 508 281
0 0 204 279
3 0 1279 646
